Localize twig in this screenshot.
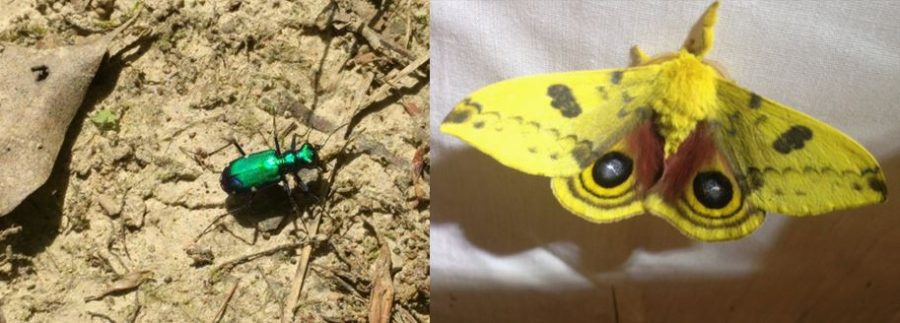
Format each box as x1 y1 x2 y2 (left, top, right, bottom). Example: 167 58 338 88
126 293 142 323
381 54 429 91
211 280 240 323
372 54 428 102
310 264 364 301
357 23 413 60
338 7 413 62
403 0 413 49
282 211 321 323
87 311 118 323
211 242 306 278
350 54 429 119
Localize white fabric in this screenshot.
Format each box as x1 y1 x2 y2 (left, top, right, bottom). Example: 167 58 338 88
431 1 900 321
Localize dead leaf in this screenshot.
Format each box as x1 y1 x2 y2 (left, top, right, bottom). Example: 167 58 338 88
401 97 419 116
0 15 136 217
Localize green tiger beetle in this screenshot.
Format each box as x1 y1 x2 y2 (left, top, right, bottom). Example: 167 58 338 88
196 117 348 244
219 118 319 199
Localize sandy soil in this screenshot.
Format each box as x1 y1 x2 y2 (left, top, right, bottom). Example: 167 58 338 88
0 0 430 322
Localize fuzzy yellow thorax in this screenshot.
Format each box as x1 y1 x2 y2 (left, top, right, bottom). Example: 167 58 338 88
652 50 720 157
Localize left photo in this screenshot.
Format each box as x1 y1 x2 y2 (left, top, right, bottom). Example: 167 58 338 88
0 0 429 321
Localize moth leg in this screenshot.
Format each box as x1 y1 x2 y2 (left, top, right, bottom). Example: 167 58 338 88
631 45 651 66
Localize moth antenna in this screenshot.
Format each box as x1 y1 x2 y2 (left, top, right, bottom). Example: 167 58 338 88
683 1 720 58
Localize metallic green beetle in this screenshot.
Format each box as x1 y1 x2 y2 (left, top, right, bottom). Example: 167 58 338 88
219 126 317 195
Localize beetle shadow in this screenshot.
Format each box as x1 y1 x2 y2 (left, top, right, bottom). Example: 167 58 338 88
219 182 319 241
433 146 693 273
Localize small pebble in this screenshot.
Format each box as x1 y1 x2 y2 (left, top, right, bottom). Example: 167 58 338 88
97 194 121 217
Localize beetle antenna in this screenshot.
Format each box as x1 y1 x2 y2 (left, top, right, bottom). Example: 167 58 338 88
272 115 282 155
320 122 350 149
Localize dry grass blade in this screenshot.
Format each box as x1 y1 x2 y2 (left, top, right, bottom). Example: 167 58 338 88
211 280 240 323
366 54 428 107
368 228 394 323
211 242 306 279
84 270 153 302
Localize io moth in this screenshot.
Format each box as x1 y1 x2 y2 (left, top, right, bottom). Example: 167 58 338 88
440 2 886 241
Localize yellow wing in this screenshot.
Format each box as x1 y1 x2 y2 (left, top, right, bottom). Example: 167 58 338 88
440 66 662 177
712 80 887 215
551 127 654 223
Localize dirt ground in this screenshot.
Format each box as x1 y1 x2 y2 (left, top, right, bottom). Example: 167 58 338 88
0 0 430 322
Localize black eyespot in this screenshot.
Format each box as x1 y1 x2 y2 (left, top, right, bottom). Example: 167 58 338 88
693 171 733 209
592 152 633 188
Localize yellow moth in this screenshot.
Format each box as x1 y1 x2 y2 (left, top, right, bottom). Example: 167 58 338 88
440 2 887 241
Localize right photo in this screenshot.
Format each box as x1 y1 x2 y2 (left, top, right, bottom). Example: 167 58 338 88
432 1 900 322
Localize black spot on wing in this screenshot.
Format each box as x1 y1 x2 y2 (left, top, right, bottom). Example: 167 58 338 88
746 167 765 190
570 141 594 168
547 84 582 118
444 109 471 123
463 98 482 112
444 98 481 124
772 125 813 154
597 86 609 100
749 93 762 109
611 71 623 85
869 177 887 198
473 121 484 129
753 115 768 126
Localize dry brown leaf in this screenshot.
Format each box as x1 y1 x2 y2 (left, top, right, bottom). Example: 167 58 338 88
401 97 419 116
0 20 134 216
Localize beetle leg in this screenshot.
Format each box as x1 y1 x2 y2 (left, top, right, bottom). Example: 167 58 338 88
281 177 303 217
233 141 246 156
292 172 322 203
